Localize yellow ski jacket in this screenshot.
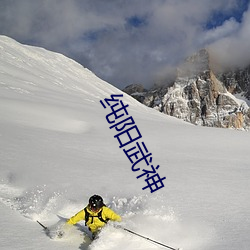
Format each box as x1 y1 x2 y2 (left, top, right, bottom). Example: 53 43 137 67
67 206 121 233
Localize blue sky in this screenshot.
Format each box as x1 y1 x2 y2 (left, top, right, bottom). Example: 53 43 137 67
0 0 249 89
205 0 249 28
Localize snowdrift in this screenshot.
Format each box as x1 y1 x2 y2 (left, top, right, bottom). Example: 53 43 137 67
0 36 250 250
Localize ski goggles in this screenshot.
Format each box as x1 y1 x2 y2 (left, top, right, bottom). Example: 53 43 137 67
89 205 101 212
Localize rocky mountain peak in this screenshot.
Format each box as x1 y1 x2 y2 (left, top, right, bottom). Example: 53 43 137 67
177 48 210 78
123 49 250 130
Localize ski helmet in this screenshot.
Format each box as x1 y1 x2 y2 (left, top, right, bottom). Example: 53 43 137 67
89 195 104 210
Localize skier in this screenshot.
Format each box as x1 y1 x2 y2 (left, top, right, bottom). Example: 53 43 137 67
66 194 122 239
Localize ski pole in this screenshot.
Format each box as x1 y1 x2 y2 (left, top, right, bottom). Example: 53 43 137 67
122 227 180 250
37 220 48 231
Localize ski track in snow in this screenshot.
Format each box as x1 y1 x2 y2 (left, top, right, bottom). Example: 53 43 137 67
0 180 211 250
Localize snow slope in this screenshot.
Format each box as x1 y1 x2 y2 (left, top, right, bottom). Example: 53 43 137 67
0 36 250 250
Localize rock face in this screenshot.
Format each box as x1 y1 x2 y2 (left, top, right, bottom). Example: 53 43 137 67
123 84 147 103
218 66 250 100
123 49 250 130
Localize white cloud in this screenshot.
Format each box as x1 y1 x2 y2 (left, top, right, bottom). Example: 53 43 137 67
209 5 250 68
203 18 239 42
0 0 249 88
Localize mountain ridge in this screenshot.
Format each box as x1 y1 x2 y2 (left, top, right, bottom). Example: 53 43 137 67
123 49 250 130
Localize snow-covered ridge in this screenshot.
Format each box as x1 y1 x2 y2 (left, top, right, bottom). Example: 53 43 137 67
0 35 149 133
0 35 138 102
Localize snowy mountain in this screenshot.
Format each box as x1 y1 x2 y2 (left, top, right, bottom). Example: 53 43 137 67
124 49 250 130
0 36 250 250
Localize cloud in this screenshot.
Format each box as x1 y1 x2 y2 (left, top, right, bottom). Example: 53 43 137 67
0 0 249 88
208 3 250 69
200 18 240 45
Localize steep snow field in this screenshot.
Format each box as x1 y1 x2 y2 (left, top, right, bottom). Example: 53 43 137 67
0 36 249 250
